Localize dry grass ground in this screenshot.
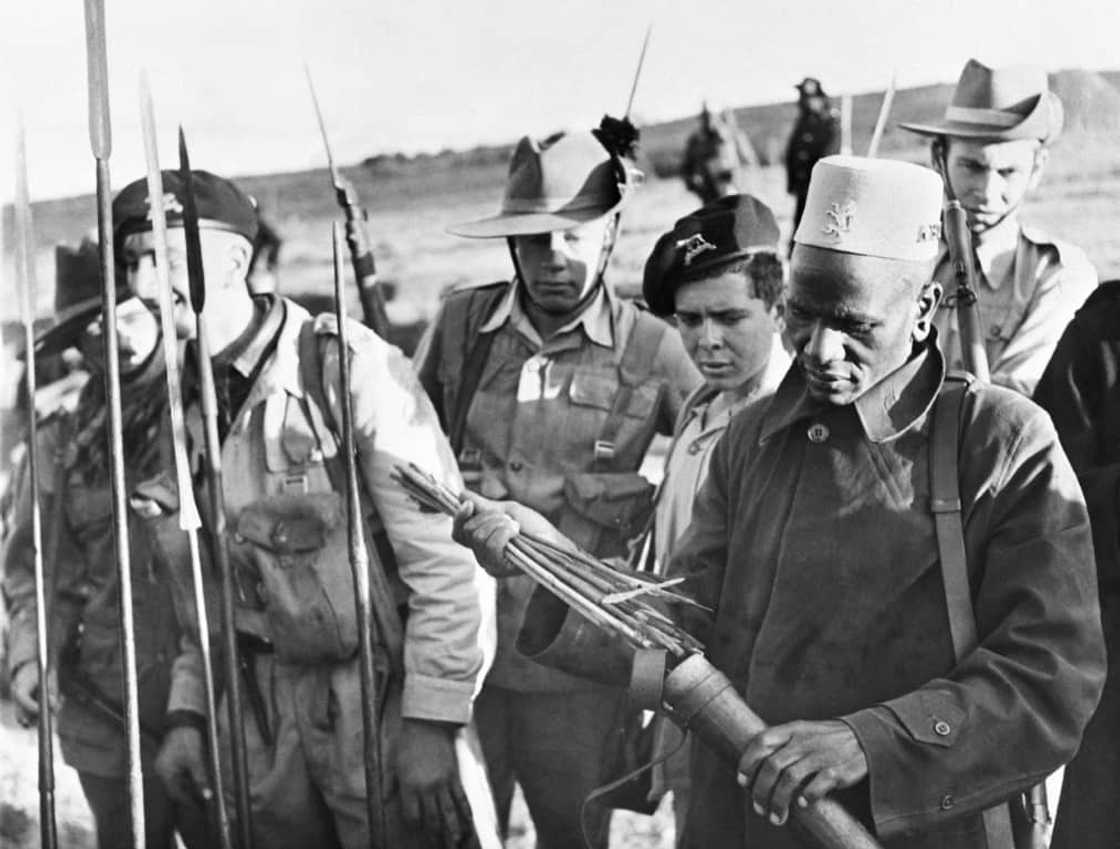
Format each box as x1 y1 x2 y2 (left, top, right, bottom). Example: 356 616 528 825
2 142 1119 848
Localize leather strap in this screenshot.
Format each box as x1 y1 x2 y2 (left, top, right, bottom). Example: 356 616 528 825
929 374 1016 849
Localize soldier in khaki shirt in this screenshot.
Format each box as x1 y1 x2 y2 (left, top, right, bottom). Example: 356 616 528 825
901 59 1098 396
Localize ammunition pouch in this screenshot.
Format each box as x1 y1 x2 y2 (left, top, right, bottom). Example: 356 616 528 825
557 472 655 559
231 492 362 666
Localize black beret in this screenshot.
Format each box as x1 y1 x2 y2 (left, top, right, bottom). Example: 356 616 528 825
642 194 780 317
113 169 259 250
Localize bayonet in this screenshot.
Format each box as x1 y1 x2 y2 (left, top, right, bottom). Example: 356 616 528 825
139 75 234 849
14 114 58 849
304 64 391 336
178 124 257 849
82 1 146 844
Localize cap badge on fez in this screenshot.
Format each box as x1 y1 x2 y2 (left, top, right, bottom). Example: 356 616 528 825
677 233 718 266
822 201 856 239
147 192 184 219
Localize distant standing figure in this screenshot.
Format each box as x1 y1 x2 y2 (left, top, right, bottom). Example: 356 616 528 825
785 77 839 239
682 104 757 204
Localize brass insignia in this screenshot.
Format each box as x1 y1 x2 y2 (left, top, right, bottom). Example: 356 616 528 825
145 191 184 220
822 201 856 238
917 222 942 243
676 233 718 266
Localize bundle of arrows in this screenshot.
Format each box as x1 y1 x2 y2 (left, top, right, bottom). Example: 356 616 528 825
392 462 706 659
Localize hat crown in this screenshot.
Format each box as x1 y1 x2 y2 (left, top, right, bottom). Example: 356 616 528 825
501 132 622 218
113 169 259 244
794 156 943 262
54 239 103 314
952 59 1047 115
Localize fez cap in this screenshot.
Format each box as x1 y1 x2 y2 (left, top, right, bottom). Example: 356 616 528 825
899 59 1063 142
449 131 637 238
113 169 259 248
642 194 781 317
793 156 943 263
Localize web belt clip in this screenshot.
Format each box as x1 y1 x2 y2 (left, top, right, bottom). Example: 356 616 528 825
593 440 616 461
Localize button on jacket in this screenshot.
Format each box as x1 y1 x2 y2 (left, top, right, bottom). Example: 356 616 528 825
669 343 1104 849
933 222 1097 396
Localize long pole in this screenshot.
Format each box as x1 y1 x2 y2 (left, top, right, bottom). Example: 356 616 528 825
138 75 233 849
331 222 387 846
82 2 145 844
14 116 58 849
623 23 653 120
866 72 897 158
178 127 256 849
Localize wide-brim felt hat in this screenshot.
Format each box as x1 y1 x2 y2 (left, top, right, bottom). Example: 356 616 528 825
33 239 129 358
643 194 781 317
899 59 1063 141
449 131 635 238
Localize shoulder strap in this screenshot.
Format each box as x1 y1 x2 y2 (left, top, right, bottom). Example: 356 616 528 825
592 311 669 472
929 374 1016 849
447 285 506 457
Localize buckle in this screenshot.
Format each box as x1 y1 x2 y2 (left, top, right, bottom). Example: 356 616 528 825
593 440 616 460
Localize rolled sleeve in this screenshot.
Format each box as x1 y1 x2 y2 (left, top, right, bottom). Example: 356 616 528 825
322 323 496 725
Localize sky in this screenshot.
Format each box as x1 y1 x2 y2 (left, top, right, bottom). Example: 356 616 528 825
1 0 1118 200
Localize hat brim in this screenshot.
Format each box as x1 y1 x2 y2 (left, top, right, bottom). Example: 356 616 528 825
899 93 1060 141
33 297 103 358
448 198 624 239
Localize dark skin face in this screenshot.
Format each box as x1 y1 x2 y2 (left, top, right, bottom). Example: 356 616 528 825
785 248 941 405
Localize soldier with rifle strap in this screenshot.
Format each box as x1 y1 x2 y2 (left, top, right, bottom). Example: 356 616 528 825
114 166 499 849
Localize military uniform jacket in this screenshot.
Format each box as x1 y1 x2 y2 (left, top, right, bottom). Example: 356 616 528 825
933 222 1097 396
3 382 177 777
163 298 495 725
669 343 1104 849
419 281 700 691
1034 280 1120 849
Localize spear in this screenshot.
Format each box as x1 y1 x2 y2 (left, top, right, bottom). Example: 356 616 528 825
623 23 653 120
866 71 897 158
305 65 391 337
138 74 233 849
330 221 387 846
82 1 145 844
14 115 58 849
178 126 256 849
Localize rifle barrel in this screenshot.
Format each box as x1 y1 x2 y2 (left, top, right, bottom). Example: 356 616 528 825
15 116 58 849
944 201 991 382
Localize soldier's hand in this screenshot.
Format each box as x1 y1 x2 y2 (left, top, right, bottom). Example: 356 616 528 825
452 493 568 577
397 719 474 849
736 720 868 827
11 663 58 726
155 725 212 807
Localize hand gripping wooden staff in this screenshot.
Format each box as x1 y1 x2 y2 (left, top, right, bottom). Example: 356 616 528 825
178 127 257 849
82 2 146 844
138 74 234 849
13 115 58 849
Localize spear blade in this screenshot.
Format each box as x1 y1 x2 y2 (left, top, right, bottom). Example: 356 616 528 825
178 127 206 314
623 22 653 120
83 0 111 158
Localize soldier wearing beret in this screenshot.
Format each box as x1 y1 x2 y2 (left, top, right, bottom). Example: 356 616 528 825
638 193 789 834
1 243 210 849
114 169 498 849
418 130 699 848
453 155 1105 849
901 59 1098 396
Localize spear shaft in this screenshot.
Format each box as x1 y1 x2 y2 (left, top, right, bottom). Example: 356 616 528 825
332 222 387 847
866 71 897 158
623 23 653 120
138 77 233 849
178 127 256 849
14 116 58 849
83 2 145 844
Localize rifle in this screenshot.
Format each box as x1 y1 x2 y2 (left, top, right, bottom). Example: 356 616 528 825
82 2 146 844
138 76 234 849
13 115 58 849
934 143 991 382
305 66 391 337
331 221 388 846
178 127 257 849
